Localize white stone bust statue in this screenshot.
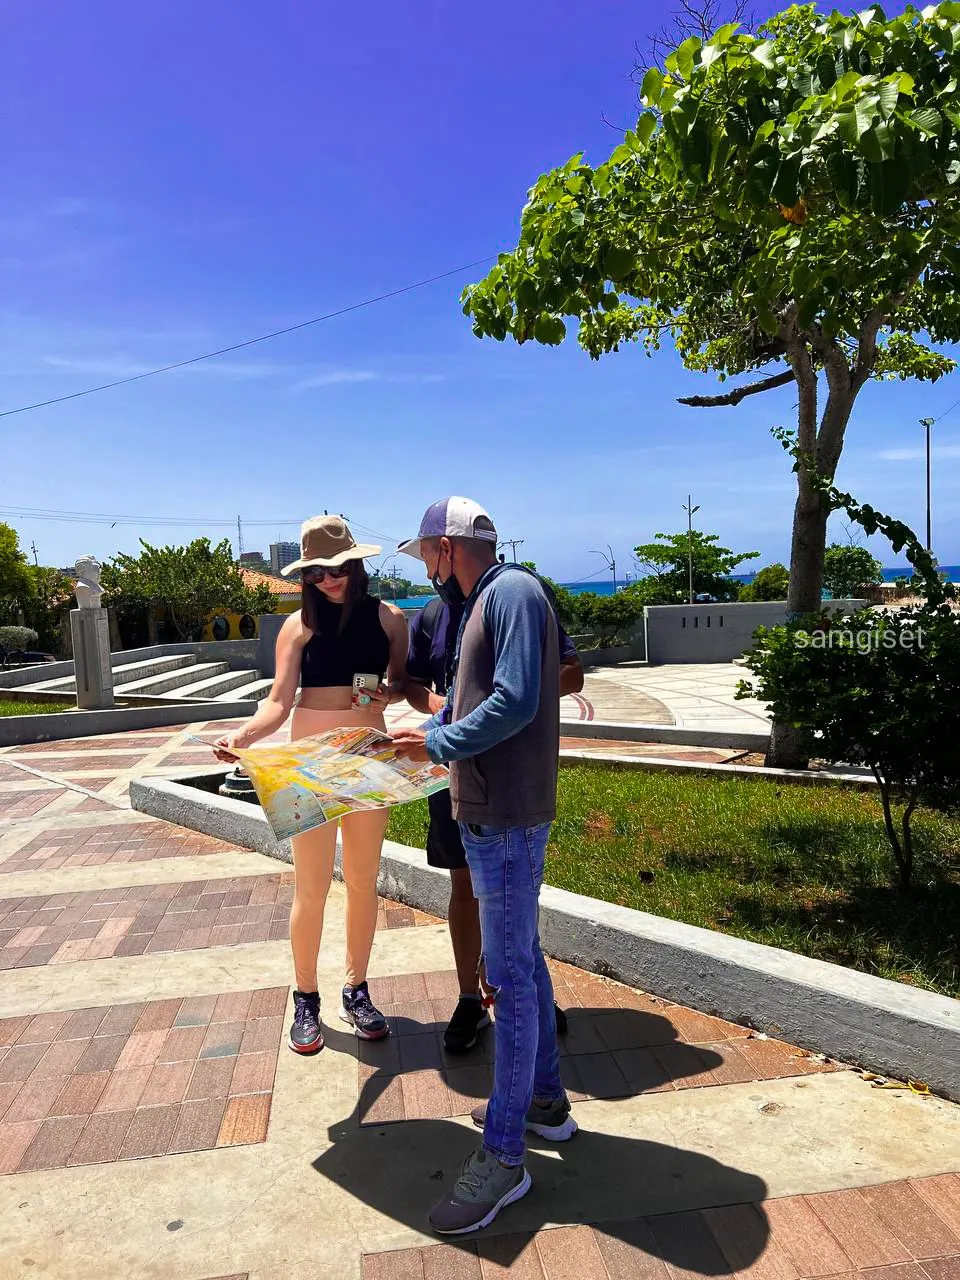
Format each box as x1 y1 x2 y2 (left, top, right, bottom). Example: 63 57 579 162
74 555 104 609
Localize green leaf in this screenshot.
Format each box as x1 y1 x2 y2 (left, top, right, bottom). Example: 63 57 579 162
870 158 910 217
752 40 777 70
827 150 861 208
771 155 802 205
837 110 860 145
636 112 657 146
641 67 664 106
600 291 620 311
532 314 566 344
912 106 943 137
602 246 636 279
817 54 838 89
710 22 740 47
878 78 901 118
667 36 701 80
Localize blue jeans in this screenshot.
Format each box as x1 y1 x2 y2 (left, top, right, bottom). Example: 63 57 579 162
459 821 564 1167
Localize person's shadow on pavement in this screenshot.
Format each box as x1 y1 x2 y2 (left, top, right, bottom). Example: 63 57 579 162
313 1004 770 1272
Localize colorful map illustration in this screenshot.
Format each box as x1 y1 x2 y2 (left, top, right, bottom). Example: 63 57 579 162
231 727 449 841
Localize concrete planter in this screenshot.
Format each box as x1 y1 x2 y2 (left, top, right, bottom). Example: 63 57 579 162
0 699 255 748
130 771 959 1101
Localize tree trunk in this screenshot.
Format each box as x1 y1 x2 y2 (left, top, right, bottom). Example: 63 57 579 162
765 481 828 767
766 330 859 769
766 335 823 768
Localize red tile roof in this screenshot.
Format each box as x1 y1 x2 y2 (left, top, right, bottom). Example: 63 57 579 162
239 568 299 597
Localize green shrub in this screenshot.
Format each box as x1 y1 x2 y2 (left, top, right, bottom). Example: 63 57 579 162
0 625 39 650
738 563 789 601
739 605 960 892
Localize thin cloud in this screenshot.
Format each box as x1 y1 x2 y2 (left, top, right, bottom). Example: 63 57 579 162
288 368 444 393
289 369 381 391
878 444 960 461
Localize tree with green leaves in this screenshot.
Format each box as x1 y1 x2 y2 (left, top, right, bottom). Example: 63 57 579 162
24 566 75 653
102 539 279 642
462 2 960 763
634 529 759 600
823 542 884 598
738 562 790 600
0 523 36 624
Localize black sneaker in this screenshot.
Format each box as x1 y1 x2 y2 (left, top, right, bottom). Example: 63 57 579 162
443 996 491 1054
288 990 324 1054
339 982 389 1040
555 1002 568 1036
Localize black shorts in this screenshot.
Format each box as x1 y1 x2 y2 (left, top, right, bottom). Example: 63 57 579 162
426 787 468 871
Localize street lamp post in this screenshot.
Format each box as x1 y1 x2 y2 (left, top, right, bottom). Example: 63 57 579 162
919 417 934 551
682 495 700 604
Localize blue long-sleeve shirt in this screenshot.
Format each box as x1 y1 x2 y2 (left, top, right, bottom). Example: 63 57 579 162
423 565 550 764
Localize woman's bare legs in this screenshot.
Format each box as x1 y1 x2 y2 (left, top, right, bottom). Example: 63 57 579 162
340 807 390 987
289 820 338 992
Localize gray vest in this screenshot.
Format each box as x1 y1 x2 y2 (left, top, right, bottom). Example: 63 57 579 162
450 574 560 828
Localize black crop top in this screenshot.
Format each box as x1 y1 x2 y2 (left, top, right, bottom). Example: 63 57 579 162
301 594 390 688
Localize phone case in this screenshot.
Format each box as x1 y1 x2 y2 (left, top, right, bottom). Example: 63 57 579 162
352 673 380 708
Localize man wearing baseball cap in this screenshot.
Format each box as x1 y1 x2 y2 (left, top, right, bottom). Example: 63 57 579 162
394 497 575 1235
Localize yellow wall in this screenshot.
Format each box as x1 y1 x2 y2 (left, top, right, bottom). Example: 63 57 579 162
200 602 299 642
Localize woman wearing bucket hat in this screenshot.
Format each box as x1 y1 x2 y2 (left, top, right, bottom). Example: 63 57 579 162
214 515 408 1054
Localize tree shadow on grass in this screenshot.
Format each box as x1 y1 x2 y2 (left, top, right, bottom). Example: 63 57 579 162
313 1006 769 1272
728 878 960 991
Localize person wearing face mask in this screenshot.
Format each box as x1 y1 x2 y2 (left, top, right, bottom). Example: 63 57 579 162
403 525 583 1056
393 497 575 1237
213 515 408 1055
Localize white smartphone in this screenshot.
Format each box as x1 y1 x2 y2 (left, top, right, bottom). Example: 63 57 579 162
352 673 380 708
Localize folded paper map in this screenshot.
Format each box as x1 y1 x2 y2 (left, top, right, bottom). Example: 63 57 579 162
230 727 449 841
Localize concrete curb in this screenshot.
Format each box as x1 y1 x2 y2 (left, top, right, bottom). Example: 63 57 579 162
130 773 959 1100
560 718 770 751
559 750 876 789
0 700 255 747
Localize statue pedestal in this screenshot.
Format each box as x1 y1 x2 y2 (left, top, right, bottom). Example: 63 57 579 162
70 608 115 710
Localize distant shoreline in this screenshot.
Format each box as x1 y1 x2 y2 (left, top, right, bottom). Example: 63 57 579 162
386 566 960 610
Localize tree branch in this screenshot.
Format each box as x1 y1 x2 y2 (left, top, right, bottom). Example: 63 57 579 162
677 368 794 407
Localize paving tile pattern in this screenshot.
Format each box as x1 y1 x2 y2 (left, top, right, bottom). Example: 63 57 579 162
2 821 240 874
0 788 69 819
8 733 182 754
0 988 285 1173
0 874 441 970
357 966 841 1125
363 1181 960 1279
0 875 295 968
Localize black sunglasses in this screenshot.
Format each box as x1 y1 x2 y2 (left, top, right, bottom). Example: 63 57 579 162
302 564 349 584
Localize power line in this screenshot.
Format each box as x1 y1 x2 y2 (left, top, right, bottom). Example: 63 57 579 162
0 502 405 548
0 256 494 420
931 395 960 425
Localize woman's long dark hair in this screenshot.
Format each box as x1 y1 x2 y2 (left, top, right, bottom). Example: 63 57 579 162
301 559 370 634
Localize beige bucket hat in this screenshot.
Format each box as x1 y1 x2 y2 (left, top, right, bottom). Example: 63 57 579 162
280 515 381 576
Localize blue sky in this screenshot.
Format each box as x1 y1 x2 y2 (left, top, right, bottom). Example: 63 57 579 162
2 0 959 581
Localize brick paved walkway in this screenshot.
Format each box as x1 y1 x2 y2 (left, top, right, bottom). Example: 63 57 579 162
0 721 957 1279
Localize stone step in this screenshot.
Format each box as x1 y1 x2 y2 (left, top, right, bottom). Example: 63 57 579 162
118 662 230 696
216 677 273 702
21 653 198 694
168 668 262 701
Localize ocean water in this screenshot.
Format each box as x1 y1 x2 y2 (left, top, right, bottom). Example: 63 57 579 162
562 567 960 595
388 566 960 610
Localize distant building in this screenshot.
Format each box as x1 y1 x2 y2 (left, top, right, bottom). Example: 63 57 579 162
239 551 266 566
270 541 299 576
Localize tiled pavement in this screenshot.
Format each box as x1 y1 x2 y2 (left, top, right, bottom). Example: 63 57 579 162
0 720 958 1279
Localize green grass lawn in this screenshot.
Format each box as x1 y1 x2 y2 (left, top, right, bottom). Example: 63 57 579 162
386 762 960 997
0 698 72 716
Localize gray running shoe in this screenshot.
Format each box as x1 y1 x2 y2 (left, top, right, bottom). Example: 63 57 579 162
471 1094 578 1141
428 1147 531 1235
